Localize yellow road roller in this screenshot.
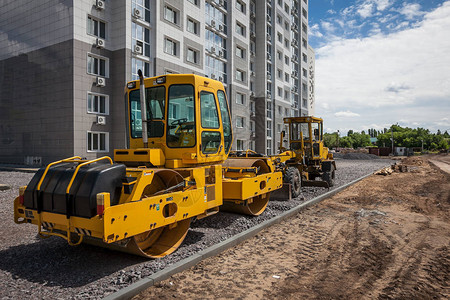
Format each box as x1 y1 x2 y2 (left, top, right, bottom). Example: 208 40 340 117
14 72 282 258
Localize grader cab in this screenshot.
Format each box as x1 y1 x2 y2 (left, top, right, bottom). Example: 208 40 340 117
274 116 336 198
14 73 282 258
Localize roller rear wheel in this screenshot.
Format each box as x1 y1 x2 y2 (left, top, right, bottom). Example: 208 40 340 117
222 158 272 216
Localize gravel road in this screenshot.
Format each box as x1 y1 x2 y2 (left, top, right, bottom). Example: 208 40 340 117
0 158 393 299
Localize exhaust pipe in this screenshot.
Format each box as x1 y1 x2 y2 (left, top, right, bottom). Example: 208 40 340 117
138 69 148 148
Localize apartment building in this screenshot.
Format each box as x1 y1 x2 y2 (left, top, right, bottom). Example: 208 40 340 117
0 0 313 164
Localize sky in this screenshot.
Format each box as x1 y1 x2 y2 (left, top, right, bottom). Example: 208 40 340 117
308 0 450 134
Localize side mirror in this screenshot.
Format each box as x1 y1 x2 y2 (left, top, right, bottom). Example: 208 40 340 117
281 130 285 138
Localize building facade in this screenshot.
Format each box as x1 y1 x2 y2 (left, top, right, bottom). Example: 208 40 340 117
0 0 313 165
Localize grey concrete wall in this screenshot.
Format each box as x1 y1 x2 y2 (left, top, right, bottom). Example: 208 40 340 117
0 40 74 164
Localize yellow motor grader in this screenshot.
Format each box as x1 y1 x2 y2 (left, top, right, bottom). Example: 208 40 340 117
14 72 282 258
273 116 336 198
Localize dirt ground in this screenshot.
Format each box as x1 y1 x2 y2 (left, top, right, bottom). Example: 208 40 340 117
134 154 449 300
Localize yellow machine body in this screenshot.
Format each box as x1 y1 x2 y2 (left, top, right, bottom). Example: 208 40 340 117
14 74 282 258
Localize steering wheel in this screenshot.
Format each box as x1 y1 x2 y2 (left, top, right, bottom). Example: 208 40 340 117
170 118 188 126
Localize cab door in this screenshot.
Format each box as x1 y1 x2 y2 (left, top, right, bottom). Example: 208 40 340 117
197 86 222 158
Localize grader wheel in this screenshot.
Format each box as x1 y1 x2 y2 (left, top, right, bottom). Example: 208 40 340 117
221 158 272 216
284 167 302 198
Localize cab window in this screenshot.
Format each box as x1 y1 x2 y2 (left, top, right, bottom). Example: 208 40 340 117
129 86 165 138
167 84 196 148
200 91 219 129
217 90 232 154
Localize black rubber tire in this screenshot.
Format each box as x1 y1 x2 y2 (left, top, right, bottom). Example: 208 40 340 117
284 167 302 198
322 169 335 187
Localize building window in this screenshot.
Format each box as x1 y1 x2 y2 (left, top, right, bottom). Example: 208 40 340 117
87 92 109 115
277 123 282 133
236 139 244 150
132 0 150 23
236 0 246 13
87 131 109 152
235 69 245 82
236 46 245 58
132 22 150 57
284 4 289 13
303 53 307 62
278 87 283 97
302 8 308 18
164 6 178 24
285 107 289 116
284 90 289 100
285 72 289 82
284 38 289 48
277 32 282 43
236 92 245 105
236 116 245 128
236 22 246 36
278 0 282 6
267 120 272 137
285 55 290 65
87 54 108 77
187 48 199 64
187 18 199 34
188 0 199 5
284 21 289 30
303 68 307 77
277 51 282 60
164 38 177 56
302 38 307 48
131 58 150 80
302 23 307 34
87 16 106 39
277 69 282 79
276 14 282 24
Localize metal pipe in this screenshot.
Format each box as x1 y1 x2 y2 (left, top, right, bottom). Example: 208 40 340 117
138 69 148 148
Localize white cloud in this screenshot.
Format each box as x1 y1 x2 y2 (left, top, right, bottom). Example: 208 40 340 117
315 1 450 133
399 3 425 20
373 0 392 11
321 21 336 32
335 111 361 117
309 24 323 38
357 2 374 18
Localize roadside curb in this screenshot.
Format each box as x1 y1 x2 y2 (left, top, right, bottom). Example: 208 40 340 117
0 166 38 173
103 171 375 300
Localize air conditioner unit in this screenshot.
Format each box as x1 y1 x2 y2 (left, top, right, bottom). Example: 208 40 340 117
133 8 141 18
250 50 255 56
96 38 105 48
250 92 255 97
95 0 105 10
267 53 272 60
250 71 255 76
96 77 106 87
266 33 271 41
250 12 255 18
210 46 216 53
211 20 216 27
134 44 143 54
251 131 256 138
219 0 224 7
218 76 223 82
250 111 256 117
267 15 272 23
267 92 272 98
218 24 224 32
250 31 256 38
97 115 106 125
211 74 216 79
292 70 298 77
267 74 272 80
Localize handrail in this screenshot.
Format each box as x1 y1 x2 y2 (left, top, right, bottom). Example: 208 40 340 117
65 156 113 194
36 156 82 190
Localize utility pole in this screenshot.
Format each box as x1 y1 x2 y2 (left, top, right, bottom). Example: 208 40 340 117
337 130 340 150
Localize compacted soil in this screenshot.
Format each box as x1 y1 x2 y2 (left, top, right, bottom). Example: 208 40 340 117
134 155 450 299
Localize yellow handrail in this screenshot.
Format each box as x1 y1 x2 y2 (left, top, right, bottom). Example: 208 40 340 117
36 156 82 190
65 156 113 194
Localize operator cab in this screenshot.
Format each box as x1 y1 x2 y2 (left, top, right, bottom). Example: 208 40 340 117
115 74 233 168
284 116 324 160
